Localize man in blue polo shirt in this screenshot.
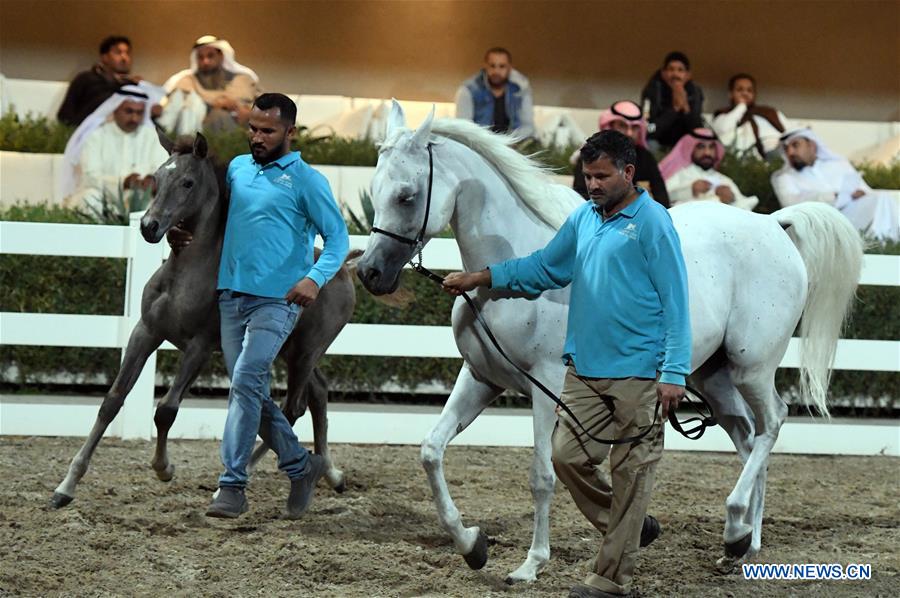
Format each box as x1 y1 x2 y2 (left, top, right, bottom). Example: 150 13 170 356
441 130 690 598
203 93 349 519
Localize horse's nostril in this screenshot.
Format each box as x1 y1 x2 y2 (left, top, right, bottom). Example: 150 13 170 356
141 220 159 238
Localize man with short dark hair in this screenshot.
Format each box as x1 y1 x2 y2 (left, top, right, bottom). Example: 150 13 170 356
641 51 704 147
455 47 535 138
712 73 791 159
57 35 142 127
200 92 349 519
442 130 691 597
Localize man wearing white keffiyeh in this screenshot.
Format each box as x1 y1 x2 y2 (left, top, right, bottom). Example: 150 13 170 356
62 84 168 213
157 35 262 135
772 128 899 241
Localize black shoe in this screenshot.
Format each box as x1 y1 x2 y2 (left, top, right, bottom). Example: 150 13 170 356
285 454 326 519
568 584 629 598
205 486 248 519
640 514 661 548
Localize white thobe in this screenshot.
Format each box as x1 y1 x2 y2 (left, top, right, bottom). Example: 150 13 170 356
70 121 169 211
771 159 900 241
666 163 759 210
712 104 791 156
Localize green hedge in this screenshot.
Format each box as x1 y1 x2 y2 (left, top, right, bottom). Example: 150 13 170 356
3 112 897 207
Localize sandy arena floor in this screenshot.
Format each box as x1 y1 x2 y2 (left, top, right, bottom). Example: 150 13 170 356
0 437 897 597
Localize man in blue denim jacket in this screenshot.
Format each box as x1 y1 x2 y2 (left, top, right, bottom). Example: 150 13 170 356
455 47 535 139
204 92 349 519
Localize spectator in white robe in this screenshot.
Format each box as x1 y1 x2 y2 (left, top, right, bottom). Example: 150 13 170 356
62 85 169 213
712 73 792 160
157 35 261 135
659 128 758 210
772 128 899 240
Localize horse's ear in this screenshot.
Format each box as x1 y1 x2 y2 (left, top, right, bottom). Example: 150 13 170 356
386 98 406 136
411 105 435 147
156 124 175 154
193 132 208 159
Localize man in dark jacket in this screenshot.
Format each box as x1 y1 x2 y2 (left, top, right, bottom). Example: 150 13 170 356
641 51 704 148
57 36 141 127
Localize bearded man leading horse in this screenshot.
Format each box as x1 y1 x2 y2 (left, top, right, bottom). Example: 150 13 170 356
51 93 356 517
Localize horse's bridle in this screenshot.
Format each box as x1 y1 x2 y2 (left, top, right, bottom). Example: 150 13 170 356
370 143 436 275
370 142 717 444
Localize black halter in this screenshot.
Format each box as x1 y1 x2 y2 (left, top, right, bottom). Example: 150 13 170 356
370 143 717 444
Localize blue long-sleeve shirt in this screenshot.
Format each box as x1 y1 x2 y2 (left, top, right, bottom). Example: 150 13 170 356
489 190 691 385
218 151 349 298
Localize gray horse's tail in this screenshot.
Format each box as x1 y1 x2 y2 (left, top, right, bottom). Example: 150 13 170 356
773 202 864 418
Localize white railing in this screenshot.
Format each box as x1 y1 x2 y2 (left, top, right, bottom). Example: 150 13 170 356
1 216 898 455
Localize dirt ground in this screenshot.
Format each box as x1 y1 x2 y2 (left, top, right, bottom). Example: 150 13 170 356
0 437 896 597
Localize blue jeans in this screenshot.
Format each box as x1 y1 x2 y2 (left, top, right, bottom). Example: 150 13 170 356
217 290 310 488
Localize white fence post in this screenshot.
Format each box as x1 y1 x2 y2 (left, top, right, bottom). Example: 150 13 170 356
115 212 164 440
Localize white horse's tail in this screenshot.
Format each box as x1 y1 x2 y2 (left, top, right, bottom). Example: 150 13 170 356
773 203 864 417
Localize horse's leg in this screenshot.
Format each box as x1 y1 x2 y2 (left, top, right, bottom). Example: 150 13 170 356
421 364 502 569
306 367 345 492
693 360 768 571
150 339 212 481
505 387 557 584
718 369 787 568
50 322 162 508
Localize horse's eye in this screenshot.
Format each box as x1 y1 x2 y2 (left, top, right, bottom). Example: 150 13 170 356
398 193 413 204
182 180 194 189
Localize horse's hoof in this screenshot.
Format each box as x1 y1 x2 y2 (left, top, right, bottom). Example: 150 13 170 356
333 480 346 494
462 530 489 570
154 464 175 482
724 532 752 558
48 492 74 509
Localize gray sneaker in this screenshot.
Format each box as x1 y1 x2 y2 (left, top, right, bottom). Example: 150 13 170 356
205 486 248 519
285 454 326 519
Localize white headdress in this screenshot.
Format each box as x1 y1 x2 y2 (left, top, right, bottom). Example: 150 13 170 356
61 83 163 197
778 127 844 163
162 35 260 92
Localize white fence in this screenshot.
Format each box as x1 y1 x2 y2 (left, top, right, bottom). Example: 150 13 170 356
1 216 898 455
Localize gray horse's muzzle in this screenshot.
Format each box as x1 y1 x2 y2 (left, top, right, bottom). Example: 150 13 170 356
139 215 165 244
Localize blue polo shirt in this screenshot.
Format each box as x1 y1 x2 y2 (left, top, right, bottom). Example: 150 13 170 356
489 190 691 385
217 151 349 298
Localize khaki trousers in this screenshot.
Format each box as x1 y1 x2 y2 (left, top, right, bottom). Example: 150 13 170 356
551 366 664 595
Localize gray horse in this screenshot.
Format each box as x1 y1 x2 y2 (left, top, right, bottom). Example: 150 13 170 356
50 133 357 508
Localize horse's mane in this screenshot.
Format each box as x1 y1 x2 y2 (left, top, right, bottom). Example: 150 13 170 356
427 119 583 230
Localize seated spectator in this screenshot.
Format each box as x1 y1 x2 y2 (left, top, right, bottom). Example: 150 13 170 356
641 51 704 148
57 36 143 127
772 129 899 240
573 100 669 207
62 85 169 212
158 35 260 135
712 73 791 159
455 47 534 138
659 128 758 210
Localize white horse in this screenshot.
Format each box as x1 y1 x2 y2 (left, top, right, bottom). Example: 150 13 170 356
356 101 863 582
